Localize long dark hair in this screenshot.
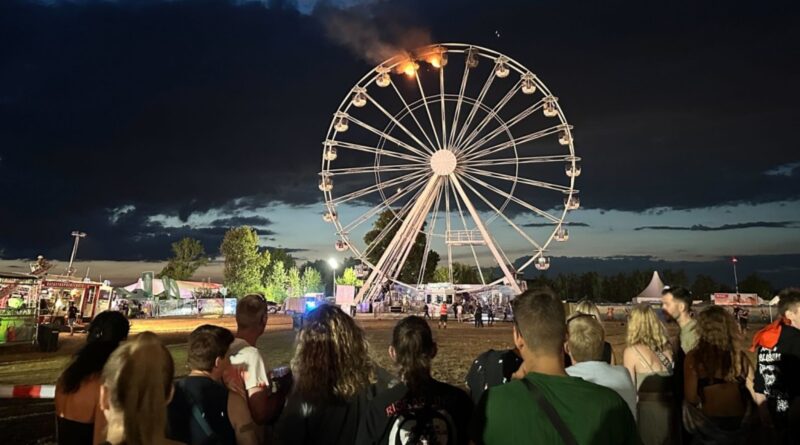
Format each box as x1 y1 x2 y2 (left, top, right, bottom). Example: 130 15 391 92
392 316 436 393
58 311 130 393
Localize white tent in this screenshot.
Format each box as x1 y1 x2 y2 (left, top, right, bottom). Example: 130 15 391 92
632 271 666 304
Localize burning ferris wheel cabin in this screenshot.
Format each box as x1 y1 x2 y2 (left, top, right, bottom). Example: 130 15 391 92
319 43 582 303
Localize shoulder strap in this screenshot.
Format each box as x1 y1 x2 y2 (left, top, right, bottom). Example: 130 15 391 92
634 346 656 372
653 349 674 373
520 378 578 445
177 379 219 444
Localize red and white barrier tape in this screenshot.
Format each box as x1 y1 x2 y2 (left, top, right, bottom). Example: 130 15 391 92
0 385 56 399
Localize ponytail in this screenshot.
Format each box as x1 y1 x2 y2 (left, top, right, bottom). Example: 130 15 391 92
102 332 174 445
392 316 436 393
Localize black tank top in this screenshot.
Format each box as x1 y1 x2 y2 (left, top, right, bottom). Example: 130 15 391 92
167 376 236 445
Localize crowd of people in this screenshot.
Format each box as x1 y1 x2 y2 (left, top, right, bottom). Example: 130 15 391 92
51 287 800 445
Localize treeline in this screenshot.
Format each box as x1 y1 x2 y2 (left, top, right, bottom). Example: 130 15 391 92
526 269 776 303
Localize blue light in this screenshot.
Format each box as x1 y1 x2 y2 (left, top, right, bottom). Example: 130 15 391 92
305 300 317 311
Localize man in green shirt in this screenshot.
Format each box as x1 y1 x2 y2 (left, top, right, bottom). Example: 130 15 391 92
661 286 698 353
470 288 639 445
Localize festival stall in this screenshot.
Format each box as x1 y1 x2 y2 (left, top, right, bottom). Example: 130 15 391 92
0 272 40 345
39 275 111 325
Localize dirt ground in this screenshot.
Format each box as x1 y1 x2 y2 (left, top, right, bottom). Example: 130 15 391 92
0 315 764 444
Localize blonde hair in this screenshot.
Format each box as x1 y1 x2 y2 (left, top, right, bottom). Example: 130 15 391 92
291 305 374 403
567 314 605 362
626 304 670 353
694 306 750 381
574 300 603 324
102 332 174 445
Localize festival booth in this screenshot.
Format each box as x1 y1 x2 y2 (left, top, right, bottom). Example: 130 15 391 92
120 276 231 317
0 272 41 345
711 293 762 306
39 275 111 325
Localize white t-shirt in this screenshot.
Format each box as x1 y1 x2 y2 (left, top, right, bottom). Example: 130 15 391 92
566 360 638 420
227 338 271 391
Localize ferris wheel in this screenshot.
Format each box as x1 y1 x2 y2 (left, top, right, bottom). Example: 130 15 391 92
319 43 581 302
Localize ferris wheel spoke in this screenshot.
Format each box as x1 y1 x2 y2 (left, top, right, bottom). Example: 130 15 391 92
448 62 471 148
348 115 431 160
362 182 428 258
444 178 453 283
461 171 562 224
450 179 486 285
463 154 577 168
462 124 567 162
417 182 444 286
327 164 425 176
459 176 543 250
339 175 429 234
365 93 436 155
390 83 438 154
453 69 497 149
459 98 546 156
439 66 447 152
332 141 426 164
414 73 443 151
464 167 572 193
331 170 427 206
456 80 521 155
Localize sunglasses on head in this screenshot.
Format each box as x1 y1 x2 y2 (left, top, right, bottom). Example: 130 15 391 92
566 312 597 324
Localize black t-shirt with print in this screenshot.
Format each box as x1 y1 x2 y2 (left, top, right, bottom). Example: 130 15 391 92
355 379 473 445
755 325 800 427
465 349 523 404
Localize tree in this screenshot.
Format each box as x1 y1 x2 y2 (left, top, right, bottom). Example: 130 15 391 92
158 237 208 280
433 266 450 283
264 260 288 303
363 210 439 283
739 273 773 300
287 267 302 298
264 248 296 282
220 226 271 298
452 262 481 284
336 267 364 287
691 274 718 301
301 267 324 294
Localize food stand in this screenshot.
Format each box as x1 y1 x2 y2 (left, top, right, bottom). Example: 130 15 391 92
0 272 41 345
39 275 111 325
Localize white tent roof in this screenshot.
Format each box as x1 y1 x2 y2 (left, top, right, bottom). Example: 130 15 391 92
633 271 666 302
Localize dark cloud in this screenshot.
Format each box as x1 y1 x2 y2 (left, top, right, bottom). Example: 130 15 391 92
634 221 799 231
1 0 799 259
209 216 273 228
523 222 590 228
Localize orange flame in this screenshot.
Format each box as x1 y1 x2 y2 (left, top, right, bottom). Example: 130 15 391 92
399 60 418 77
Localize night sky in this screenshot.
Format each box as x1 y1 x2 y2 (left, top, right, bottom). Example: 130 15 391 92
1 0 799 287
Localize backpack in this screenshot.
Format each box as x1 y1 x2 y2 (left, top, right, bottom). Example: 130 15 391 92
387 402 456 445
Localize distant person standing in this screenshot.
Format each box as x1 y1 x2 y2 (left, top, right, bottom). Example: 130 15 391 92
67 302 79 336
456 302 464 323
740 308 749 332
439 302 449 329
487 305 495 327
423 303 431 320
474 304 483 328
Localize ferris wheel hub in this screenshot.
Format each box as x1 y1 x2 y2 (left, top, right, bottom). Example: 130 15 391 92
430 149 457 176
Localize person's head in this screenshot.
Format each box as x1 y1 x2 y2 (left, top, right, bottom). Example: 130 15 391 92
778 288 800 327
187 325 235 380
662 286 692 321
566 313 605 364
511 288 566 358
390 316 437 392
87 310 130 344
235 294 269 334
100 332 175 445
626 304 670 352
694 306 748 381
573 300 603 329
291 304 373 403
57 310 130 394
